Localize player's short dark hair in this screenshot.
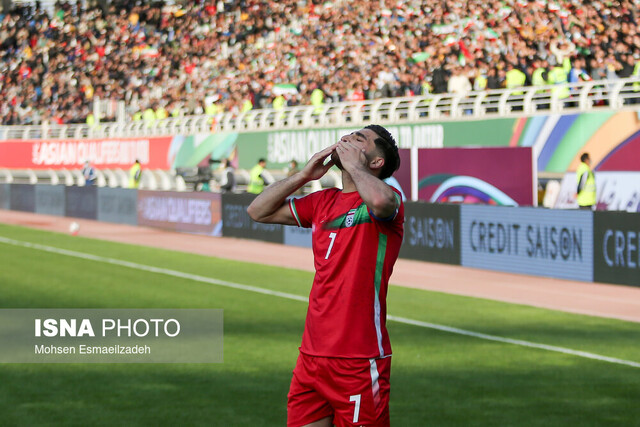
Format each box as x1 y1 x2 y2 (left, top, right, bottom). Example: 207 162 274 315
365 124 400 180
580 152 590 162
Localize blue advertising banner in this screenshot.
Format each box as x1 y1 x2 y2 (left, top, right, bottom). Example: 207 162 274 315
65 186 98 220
10 184 35 212
35 185 65 216
97 188 138 225
461 206 593 281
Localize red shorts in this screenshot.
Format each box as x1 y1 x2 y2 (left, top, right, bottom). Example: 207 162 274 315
287 352 391 427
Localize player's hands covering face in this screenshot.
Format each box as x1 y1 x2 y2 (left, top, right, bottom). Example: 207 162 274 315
335 138 368 173
301 144 337 181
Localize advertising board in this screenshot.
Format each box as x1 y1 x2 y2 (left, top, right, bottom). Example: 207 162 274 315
137 191 221 235
400 202 460 265
461 206 593 281
221 193 283 243
593 211 640 286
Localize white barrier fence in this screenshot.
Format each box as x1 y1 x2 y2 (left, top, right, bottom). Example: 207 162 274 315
1 78 639 140
0 167 342 194
0 168 184 191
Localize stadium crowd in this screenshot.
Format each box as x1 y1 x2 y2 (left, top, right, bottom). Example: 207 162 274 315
1 0 639 125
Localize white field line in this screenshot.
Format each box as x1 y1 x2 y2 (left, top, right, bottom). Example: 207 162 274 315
1 236 638 369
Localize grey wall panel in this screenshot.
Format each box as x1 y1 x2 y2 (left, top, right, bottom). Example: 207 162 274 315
97 188 138 225
35 185 65 216
10 184 35 212
65 186 97 219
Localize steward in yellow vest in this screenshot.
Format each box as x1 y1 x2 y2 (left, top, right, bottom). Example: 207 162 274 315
505 68 527 95
129 159 142 189
576 152 596 209
247 159 267 194
548 67 570 99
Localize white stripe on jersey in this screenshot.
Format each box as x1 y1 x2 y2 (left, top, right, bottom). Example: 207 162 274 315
369 358 381 408
374 291 384 357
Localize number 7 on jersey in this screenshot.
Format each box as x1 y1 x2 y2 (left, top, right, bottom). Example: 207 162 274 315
325 232 337 259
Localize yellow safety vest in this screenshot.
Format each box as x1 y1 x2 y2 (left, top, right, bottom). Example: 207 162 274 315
247 164 265 194
576 161 596 207
142 108 156 126
506 69 527 95
311 88 324 114
549 67 570 99
532 68 547 86
272 96 285 111
155 107 168 120
205 104 218 116
129 163 142 189
242 100 253 112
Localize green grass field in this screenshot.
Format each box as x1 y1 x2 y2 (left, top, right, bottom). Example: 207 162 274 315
0 223 639 426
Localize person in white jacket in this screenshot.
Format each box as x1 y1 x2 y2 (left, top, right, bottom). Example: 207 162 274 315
447 66 472 95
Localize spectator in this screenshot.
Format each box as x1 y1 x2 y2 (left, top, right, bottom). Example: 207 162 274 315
218 158 236 193
447 66 472 95
82 161 97 186
2 0 640 125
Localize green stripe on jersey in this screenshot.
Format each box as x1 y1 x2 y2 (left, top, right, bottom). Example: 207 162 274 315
325 203 372 230
374 233 387 296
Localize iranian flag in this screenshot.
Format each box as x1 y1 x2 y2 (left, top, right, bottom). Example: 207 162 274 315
272 84 299 95
498 7 512 18
443 35 459 46
485 28 499 40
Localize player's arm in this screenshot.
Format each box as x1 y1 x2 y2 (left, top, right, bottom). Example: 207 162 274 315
247 144 336 225
337 141 398 219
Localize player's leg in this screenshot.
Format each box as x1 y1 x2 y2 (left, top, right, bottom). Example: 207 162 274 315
324 356 391 427
288 352 334 427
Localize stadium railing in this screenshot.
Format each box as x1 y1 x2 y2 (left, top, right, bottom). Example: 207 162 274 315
1 78 639 140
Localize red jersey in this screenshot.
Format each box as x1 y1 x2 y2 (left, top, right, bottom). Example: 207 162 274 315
289 187 404 358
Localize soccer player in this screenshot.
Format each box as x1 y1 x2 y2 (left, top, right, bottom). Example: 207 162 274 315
247 125 403 426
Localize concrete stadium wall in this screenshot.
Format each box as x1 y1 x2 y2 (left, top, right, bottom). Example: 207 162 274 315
0 185 638 287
